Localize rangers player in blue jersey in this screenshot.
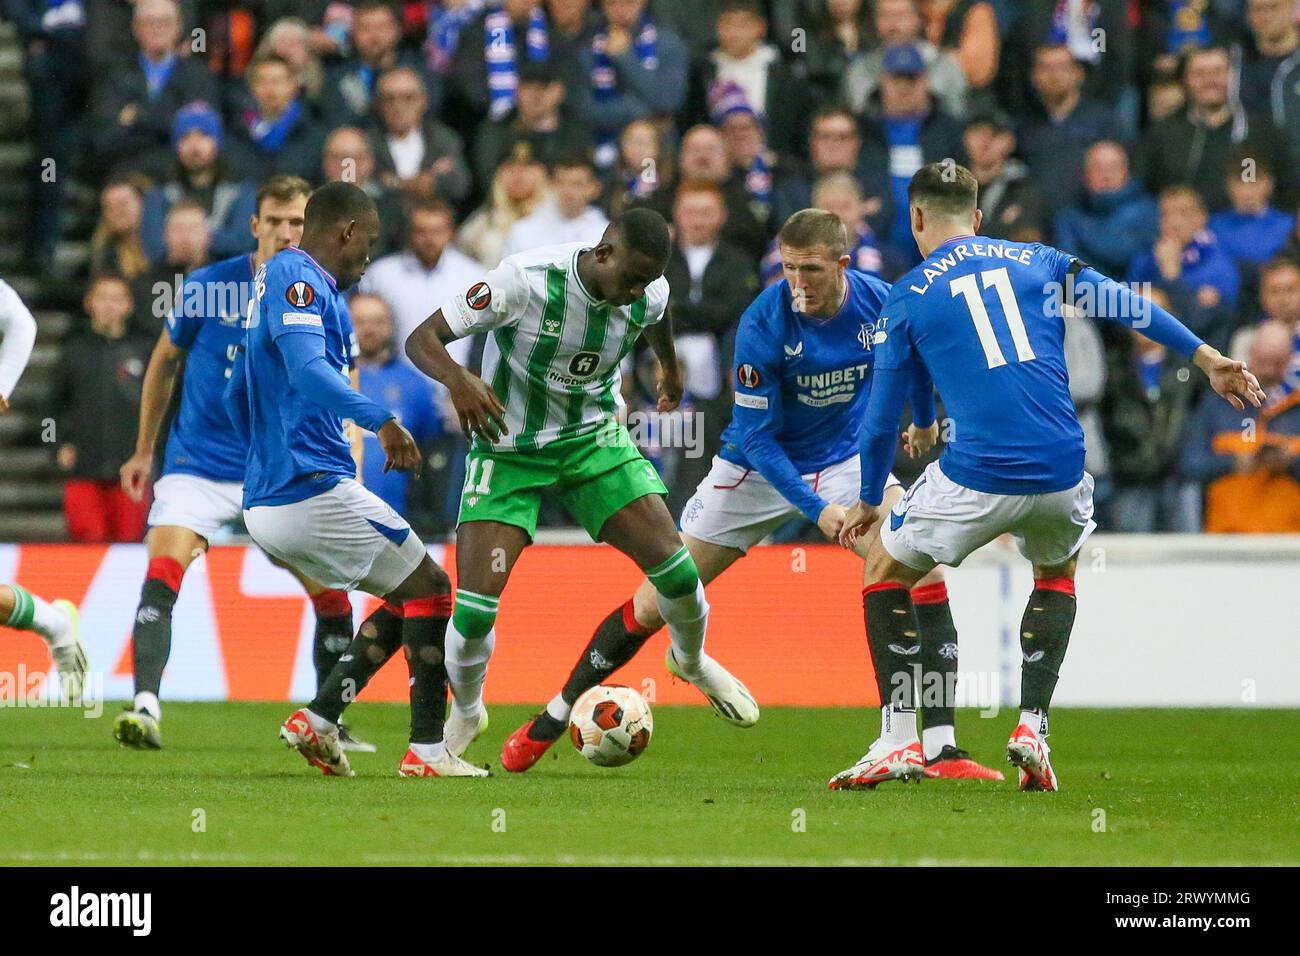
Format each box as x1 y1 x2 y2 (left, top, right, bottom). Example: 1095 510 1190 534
501 209 1002 782
225 181 486 780
836 163 1263 792
114 176 373 753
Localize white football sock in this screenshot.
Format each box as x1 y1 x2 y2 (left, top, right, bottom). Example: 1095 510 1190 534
445 623 495 717
409 741 446 762
134 692 161 721
545 694 571 724
922 724 956 760
1019 708 1048 736
880 704 917 745
657 581 709 673
9 590 71 644
304 707 334 734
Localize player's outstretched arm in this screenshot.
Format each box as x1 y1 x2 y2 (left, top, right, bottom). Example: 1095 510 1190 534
405 309 507 442
642 311 684 411
121 330 186 501
1069 263 1265 410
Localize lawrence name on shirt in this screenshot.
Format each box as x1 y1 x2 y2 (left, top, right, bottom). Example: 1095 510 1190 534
834 163 1264 793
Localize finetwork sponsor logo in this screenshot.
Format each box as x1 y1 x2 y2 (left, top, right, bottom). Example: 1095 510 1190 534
50 886 152 936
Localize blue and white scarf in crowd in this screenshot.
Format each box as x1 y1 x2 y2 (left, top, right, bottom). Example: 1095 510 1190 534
42 0 84 32
1048 0 1101 64
485 2 549 120
591 15 658 168
426 0 485 75
244 99 302 154
745 151 772 223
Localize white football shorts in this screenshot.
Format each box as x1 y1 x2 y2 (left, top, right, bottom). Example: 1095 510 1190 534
881 460 1097 572
147 473 244 541
243 478 426 595
679 454 902 552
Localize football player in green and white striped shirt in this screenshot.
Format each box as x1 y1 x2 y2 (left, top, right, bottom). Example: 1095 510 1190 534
406 209 756 770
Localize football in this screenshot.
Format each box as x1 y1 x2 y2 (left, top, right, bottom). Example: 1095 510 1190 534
568 685 654 767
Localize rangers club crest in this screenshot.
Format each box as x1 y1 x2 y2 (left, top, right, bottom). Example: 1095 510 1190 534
286 281 315 308
737 363 760 388
857 322 875 350
466 282 492 310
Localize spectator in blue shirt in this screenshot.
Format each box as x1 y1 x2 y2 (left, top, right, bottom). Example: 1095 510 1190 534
139 103 257 262
1128 184 1240 349
1208 150 1294 271
349 292 441 518
1054 140 1158 279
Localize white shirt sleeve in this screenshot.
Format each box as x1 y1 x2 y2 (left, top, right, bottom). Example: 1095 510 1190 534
439 257 530 338
0 280 38 400
642 275 672 326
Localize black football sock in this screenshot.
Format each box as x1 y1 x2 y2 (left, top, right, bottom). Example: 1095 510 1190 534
863 583 920 723
912 582 958 732
530 601 656 742
131 558 183 702
310 590 354 696
308 602 404 725
403 596 453 745
1019 578 1077 717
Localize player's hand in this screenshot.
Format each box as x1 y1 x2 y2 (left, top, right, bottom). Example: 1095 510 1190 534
377 419 423 476
903 420 939 458
1194 345 1266 411
120 451 154 502
448 368 508 442
56 444 77 471
0 394 9 414
816 503 848 541
656 363 684 412
838 500 879 549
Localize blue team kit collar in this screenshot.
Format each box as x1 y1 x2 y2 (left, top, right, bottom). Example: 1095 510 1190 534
286 246 339 291
933 235 978 256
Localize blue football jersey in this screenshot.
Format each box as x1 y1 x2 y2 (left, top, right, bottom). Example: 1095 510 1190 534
720 270 897 522
875 237 1085 494
239 247 360 507
163 254 257 482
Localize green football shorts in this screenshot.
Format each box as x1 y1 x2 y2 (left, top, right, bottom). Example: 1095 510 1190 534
457 424 668 541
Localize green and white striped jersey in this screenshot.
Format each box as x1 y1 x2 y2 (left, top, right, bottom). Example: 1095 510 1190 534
441 242 670 452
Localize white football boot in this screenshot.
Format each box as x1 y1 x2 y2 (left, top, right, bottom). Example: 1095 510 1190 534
48 599 88 704
398 746 490 777
280 708 355 777
444 703 490 758
828 738 930 790
666 647 759 727
1006 721 1059 792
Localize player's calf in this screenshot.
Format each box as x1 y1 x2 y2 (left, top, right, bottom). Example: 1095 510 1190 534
307 601 405 727
445 588 497 724
1008 573 1076 792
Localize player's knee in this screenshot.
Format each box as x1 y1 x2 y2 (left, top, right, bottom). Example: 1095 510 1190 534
451 588 499 642
646 546 700 601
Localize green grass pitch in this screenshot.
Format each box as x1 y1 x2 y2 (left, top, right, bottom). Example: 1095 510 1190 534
2 703 1296 866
